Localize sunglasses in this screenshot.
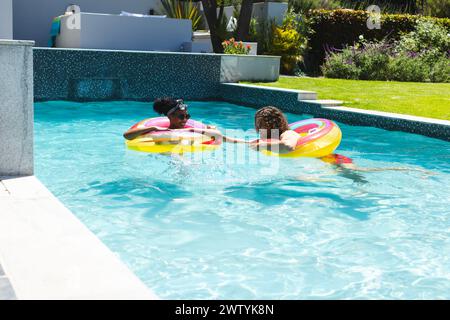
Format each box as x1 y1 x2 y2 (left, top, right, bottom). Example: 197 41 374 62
177 113 191 120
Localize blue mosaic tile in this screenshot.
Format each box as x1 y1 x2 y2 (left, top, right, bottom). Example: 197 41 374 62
34 49 222 102
31 48 450 141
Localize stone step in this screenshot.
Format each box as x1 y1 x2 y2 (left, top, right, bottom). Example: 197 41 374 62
301 99 344 107
296 91 317 101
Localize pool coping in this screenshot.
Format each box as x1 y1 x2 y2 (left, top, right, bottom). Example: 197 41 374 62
0 176 158 300
220 83 450 141
0 262 16 300
34 46 281 59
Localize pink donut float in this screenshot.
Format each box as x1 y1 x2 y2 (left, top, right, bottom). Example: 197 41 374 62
126 117 222 153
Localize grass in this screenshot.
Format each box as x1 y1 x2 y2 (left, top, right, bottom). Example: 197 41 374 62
243 77 450 120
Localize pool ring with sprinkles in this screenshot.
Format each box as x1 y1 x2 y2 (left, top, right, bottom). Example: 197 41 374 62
258 118 342 158
125 117 222 154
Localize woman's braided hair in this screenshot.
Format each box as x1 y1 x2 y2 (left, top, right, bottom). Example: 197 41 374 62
255 106 290 138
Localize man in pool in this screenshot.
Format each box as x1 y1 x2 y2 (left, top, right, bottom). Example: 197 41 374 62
123 98 191 140
220 106 301 153
221 106 420 178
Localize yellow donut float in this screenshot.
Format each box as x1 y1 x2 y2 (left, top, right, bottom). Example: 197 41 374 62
259 118 342 158
125 117 221 154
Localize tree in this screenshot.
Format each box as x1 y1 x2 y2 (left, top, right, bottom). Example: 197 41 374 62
201 0 255 53
201 0 224 53
235 0 256 42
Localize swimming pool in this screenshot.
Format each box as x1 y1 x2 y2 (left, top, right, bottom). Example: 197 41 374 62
35 100 450 299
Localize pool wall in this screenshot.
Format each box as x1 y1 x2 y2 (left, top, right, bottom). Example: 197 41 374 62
34 48 280 102
0 40 34 177
33 48 449 141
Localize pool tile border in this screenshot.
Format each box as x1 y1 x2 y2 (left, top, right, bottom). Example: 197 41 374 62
220 83 450 141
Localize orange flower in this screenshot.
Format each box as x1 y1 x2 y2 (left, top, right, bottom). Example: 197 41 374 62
246 45 251 49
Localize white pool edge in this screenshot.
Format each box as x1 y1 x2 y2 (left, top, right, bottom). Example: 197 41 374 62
0 176 158 300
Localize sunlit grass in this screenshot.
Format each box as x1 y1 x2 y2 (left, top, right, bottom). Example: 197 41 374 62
243 77 450 120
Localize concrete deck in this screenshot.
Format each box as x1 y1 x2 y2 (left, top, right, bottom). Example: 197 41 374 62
0 263 16 300
0 176 158 300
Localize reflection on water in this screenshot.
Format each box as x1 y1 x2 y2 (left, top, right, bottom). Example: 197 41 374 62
35 100 450 299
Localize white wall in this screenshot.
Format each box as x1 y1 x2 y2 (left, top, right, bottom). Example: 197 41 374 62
253 2 288 25
13 0 160 46
56 13 192 52
0 0 13 39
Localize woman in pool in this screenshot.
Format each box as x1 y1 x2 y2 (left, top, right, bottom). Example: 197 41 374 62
123 98 192 140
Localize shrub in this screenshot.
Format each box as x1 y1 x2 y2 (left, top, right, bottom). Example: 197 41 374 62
338 0 419 14
222 38 251 54
273 11 310 74
396 19 450 56
425 0 450 18
321 49 362 79
288 0 340 13
387 54 429 82
322 37 391 80
248 18 274 54
429 56 450 83
304 9 450 74
357 38 392 80
321 20 450 83
161 0 203 31
250 10 309 74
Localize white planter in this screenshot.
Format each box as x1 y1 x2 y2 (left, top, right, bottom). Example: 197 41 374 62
220 54 280 82
243 42 258 55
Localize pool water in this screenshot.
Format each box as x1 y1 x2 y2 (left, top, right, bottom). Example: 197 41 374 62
35 101 450 299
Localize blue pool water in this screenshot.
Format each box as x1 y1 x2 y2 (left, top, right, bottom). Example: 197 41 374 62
35 101 450 299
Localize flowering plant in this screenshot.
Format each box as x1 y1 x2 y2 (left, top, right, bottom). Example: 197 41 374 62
222 38 251 55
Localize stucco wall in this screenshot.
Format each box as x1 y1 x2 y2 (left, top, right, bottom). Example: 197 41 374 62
0 40 34 176
13 0 160 47
0 0 13 39
56 13 192 52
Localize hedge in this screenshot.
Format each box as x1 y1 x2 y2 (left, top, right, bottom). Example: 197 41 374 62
303 9 450 74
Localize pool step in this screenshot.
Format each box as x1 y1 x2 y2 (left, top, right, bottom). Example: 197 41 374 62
297 91 317 101
301 99 344 107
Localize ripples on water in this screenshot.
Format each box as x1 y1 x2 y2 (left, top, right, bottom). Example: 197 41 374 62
35 101 450 299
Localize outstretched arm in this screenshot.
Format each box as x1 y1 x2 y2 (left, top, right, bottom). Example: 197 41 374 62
250 139 295 153
123 126 167 140
183 128 251 144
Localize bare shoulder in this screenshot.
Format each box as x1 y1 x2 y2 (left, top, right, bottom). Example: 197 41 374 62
281 130 300 139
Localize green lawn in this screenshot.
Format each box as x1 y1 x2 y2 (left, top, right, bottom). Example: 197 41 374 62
244 77 450 120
